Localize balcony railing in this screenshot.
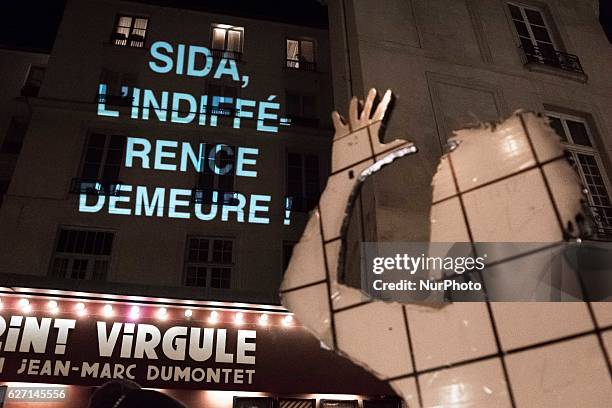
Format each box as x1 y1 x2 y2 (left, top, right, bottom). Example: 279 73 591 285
285 195 319 213
588 204 612 240
211 49 242 61
192 189 240 206
285 59 316 72
97 93 134 107
519 44 585 75
70 178 123 196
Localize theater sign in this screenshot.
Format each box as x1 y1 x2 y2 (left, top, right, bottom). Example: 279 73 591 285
0 292 392 396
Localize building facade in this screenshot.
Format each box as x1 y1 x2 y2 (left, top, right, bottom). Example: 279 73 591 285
0 0 334 304
328 0 612 242
0 1 406 407
324 1 612 407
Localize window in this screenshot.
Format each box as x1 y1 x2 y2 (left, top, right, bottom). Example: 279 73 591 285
206 83 239 118
320 401 358 408
286 38 315 70
21 65 45 96
50 228 114 280
287 153 320 212
1 117 28 154
211 24 244 60
282 241 296 273
279 399 315 408
185 237 233 288
507 2 583 74
508 3 557 59
547 112 612 237
286 92 318 127
111 15 148 48
196 144 237 205
74 133 125 195
99 70 137 106
234 397 274 408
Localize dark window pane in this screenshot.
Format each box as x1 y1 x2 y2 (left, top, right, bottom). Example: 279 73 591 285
74 231 86 253
531 25 552 43
548 116 567 142
93 260 108 280
566 120 591 146
102 232 114 255
512 20 530 38
211 267 231 288
508 4 523 21
525 8 545 26
51 258 68 278
286 93 301 116
70 259 88 279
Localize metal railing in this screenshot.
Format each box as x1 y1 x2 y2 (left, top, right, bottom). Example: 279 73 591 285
285 59 316 71
285 195 319 213
588 204 612 240
192 189 241 206
97 93 134 107
70 178 123 196
211 49 242 61
519 44 585 75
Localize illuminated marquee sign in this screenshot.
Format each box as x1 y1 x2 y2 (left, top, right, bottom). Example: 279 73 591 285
83 41 292 225
0 300 392 394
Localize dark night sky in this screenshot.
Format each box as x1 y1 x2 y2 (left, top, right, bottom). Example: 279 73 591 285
0 0 328 52
0 1 610 52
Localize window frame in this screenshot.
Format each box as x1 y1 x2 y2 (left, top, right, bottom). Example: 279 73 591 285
78 132 126 181
508 2 559 50
285 152 321 212
183 236 234 289
210 24 244 60
48 227 115 281
546 111 612 235
285 38 316 70
111 14 149 48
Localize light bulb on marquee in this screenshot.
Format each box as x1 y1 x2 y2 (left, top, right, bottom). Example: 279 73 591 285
184 309 193 318
258 314 269 326
75 302 87 317
102 304 114 317
282 315 294 326
208 311 219 324
130 306 140 320
234 312 244 325
19 298 32 313
157 307 168 320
